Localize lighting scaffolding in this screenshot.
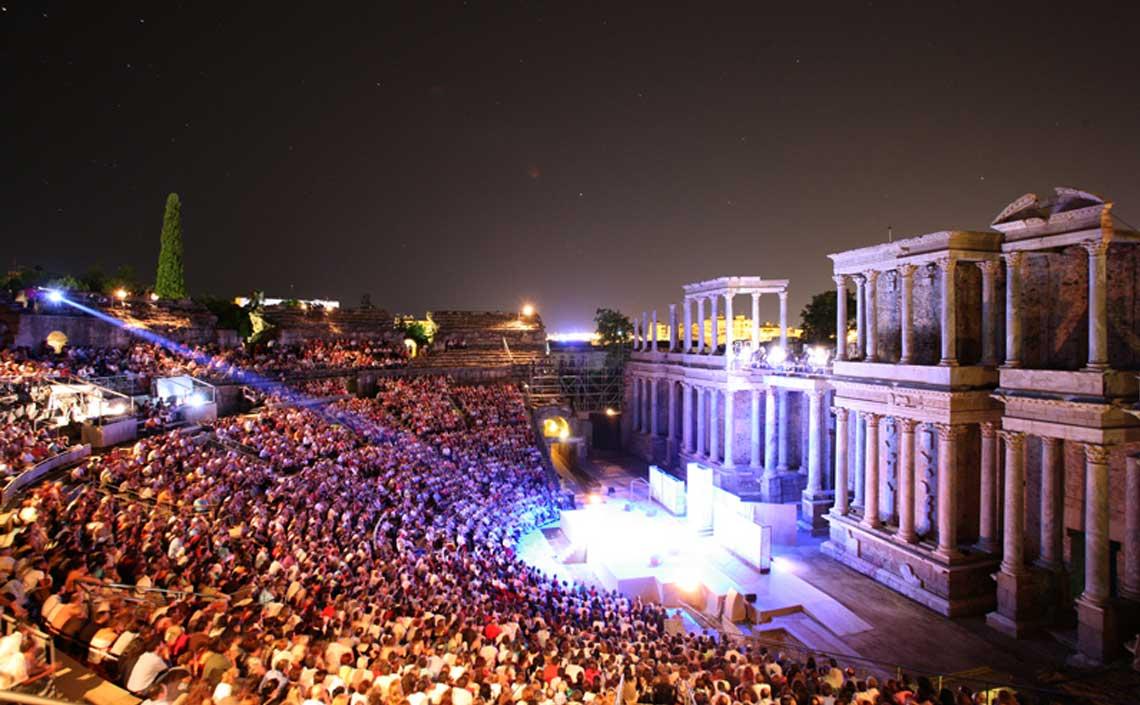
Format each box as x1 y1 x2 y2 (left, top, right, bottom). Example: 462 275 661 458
524 360 624 413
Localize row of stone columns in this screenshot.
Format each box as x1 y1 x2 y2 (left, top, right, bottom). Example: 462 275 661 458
835 258 995 366
993 436 1140 610
631 377 835 480
634 291 789 355
832 410 966 558
1004 241 1109 370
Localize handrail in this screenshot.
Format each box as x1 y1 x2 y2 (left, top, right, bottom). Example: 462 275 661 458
0 691 79 705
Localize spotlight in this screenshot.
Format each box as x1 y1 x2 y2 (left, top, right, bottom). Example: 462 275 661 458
44 289 64 303
807 346 830 369
557 428 570 441
521 303 535 317
114 288 129 301
586 493 601 505
604 407 618 417
186 392 207 408
767 345 787 367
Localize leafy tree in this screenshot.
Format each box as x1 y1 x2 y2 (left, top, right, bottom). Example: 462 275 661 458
198 296 254 341
400 321 432 348
155 193 187 299
800 289 856 345
594 308 632 366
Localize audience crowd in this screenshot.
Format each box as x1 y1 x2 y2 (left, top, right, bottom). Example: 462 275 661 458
0 352 1036 705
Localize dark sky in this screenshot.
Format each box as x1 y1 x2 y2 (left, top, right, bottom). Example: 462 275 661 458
6 1 1140 331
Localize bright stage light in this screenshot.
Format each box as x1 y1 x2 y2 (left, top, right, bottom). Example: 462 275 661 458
114 288 129 301
150 292 160 302
45 289 64 303
558 427 570 441
586 493 601 505
186 392 207 408
767 345 787 366
521 303 535 317
604 407 618 417
676 573 701 593
807 345 830 369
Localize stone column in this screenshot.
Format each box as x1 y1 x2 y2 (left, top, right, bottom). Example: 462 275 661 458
668 304 677 351
633 318 641 351
650 310 658 352
865 271 879 362
937 257 958 366
764 388 778 478
696 387 706 456
833 407 850 515
631 376 640 431
1123 454 1140 601
681 383 693 453
1078 442 1117 663
834 275 848 361
1084 240 1109 370
862 412 881 529
999 431 1027 575
751 292 761 350
778 292 788 349
696 298 706 353
934 424 963 559
1004 252 1023 367
723 390 735 469
853 275 866 359
683 298 692 353
750 389 762 468
805 390 824 494
667 379 677 443
724 292 735 367
898 264 916 364
776 390 789 471
978 260 1001 365
1082 444 1111 606
710 295 720 353
708 389 720 462
897 418 917 542
1038 436 1063 569
642 378 651 433
978 422 999 553
853 412 866 509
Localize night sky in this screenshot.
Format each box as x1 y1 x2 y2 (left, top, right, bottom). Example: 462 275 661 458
7 2 1140 331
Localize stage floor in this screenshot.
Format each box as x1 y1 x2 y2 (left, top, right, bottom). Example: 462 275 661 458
516 488 873 652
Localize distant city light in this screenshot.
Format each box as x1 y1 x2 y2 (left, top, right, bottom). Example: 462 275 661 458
546 331 599 343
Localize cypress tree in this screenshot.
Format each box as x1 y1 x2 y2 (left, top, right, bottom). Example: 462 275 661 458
155 193 187 299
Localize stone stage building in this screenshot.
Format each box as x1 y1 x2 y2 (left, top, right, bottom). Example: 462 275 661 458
623 188 1140 664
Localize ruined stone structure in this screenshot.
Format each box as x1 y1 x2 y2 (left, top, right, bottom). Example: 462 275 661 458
625 189 1140 664
417 310 546 368
625 277 838 524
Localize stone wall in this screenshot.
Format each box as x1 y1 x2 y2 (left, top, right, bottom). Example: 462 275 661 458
1020 249 1087 370
13 311 227 349
1107 243 1140 369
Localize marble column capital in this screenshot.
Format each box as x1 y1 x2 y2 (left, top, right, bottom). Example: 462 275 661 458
933 422 967 441
976 259 1002 276
850 273 866 287
1003 251 1024 268
864 270 880 286
832 274 848 288
1040 435 1062 449
831 406 849 422
859 410 882 427
980 420 999 438
997 429 1026 450
896 417 918 433
896 263 918 279
1082 239 1110 257
934 256 956 272
1084 443 1111 465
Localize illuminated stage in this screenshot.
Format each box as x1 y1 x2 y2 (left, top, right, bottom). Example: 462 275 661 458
517 491 874 650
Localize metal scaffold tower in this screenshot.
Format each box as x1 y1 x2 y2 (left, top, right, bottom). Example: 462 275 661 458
524 360 624 413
